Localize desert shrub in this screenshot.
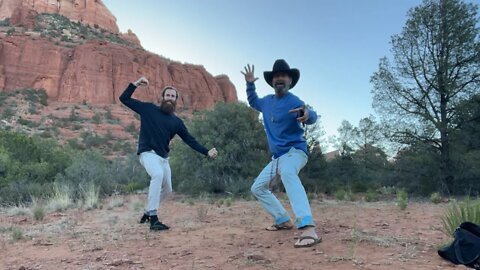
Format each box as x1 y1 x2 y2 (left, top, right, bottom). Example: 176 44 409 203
397 189 408 210
0 132 72 189
125 121 137 134
54 149 112 196
0 18 10 26
441 198 480 237
171 102 270 195
92 112 102 124
365 189 379 202
430 192 442 204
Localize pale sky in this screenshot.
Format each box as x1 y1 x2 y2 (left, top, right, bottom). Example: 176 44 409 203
103 0 430 146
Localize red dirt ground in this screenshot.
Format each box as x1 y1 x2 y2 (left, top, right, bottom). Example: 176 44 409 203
0 194 468 270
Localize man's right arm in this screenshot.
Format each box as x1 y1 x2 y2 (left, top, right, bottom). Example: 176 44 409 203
246 82 263 112
242 64 263 112
119 83 145 114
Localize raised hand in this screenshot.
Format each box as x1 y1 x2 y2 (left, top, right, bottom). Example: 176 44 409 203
241 64 259 83
134 76 149 87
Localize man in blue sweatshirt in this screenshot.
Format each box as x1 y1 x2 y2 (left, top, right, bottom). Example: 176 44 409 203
241 59 320 248
120 76 218 231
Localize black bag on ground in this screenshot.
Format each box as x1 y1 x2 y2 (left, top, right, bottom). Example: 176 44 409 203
438 221 480 269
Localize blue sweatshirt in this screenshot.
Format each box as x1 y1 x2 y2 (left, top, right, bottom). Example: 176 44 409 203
119 83 209 158
247 82 317 158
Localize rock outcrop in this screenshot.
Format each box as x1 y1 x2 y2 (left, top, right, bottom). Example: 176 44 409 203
0 36 237 109
0 0 119 33
0 0 238 110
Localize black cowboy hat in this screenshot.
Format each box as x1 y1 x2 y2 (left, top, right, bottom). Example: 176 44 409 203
263 59 300 89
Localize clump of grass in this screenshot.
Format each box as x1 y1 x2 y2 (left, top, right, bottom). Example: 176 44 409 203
107 196 124 210
396 189 408 210
47 183 74 212
224 197 233 207
81 182 100 210
7 206 31 216
335 189 354 201
196 205 208 222
31 197 46 221
365 189 379 202
441 198 480 237
430 192 442 204
11 227 24 242
132 201 144 212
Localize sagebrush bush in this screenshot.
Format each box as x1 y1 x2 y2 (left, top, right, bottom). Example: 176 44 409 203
170 102 270 195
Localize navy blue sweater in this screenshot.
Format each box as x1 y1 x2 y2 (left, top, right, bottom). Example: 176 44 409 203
119 83 209 158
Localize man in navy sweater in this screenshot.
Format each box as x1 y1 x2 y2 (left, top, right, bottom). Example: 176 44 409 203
241 59 320 248
120 76 218 231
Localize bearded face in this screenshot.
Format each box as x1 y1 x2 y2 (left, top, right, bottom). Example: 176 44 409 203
272 72 292 96
160 88 178 114
160 99 176 114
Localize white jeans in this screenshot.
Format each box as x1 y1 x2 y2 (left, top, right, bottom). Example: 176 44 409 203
251 147 315 228
139 150 172 216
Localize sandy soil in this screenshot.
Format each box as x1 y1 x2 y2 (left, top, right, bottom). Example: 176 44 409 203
0 194 468 270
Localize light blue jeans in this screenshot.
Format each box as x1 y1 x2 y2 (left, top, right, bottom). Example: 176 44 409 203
139 150 172 216
251 147 315 228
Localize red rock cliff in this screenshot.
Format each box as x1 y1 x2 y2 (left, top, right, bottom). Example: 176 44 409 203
0 0 119 33
0 36 237 108
0 1 238 109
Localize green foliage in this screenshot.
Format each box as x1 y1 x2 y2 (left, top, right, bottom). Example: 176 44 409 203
365 189 379 202
390 143 440 195
92 112 102 124
125 121 137 134
0 18 10 26
171 102 270 195
430 192 442 204
0 130 147 205
80 131 108 148
80 182 100 210
14 88 48 106
0 131 72 191
2 107 15 119
6 27 14 36
396 189 408 210
11 228 24 241
35 13 140 48
55 150 111 196
300 142 329 193
31 201 46 221
441 198 480 237
371 0 480 195
334 189 347 200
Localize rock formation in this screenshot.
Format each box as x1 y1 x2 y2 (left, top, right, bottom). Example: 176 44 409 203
0 0 238 110
0 0 119 33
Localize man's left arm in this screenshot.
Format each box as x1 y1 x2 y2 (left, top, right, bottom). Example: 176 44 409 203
304 106 317 125
177 121 217 158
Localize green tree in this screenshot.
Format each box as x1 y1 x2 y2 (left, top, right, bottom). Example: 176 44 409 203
170 102 270 195
351 144 389 192
371 0 480 194
330 120 356 157
450 94 480 193
390 143 440 195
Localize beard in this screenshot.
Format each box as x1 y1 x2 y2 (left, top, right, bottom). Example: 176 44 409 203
273 80 291 95
160 100 176 114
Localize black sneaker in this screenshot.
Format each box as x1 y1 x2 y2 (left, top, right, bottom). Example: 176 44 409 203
139 214 150 224
149 215 170 231
150 221 170 231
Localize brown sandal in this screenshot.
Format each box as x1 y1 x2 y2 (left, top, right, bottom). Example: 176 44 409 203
294 235 321 248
